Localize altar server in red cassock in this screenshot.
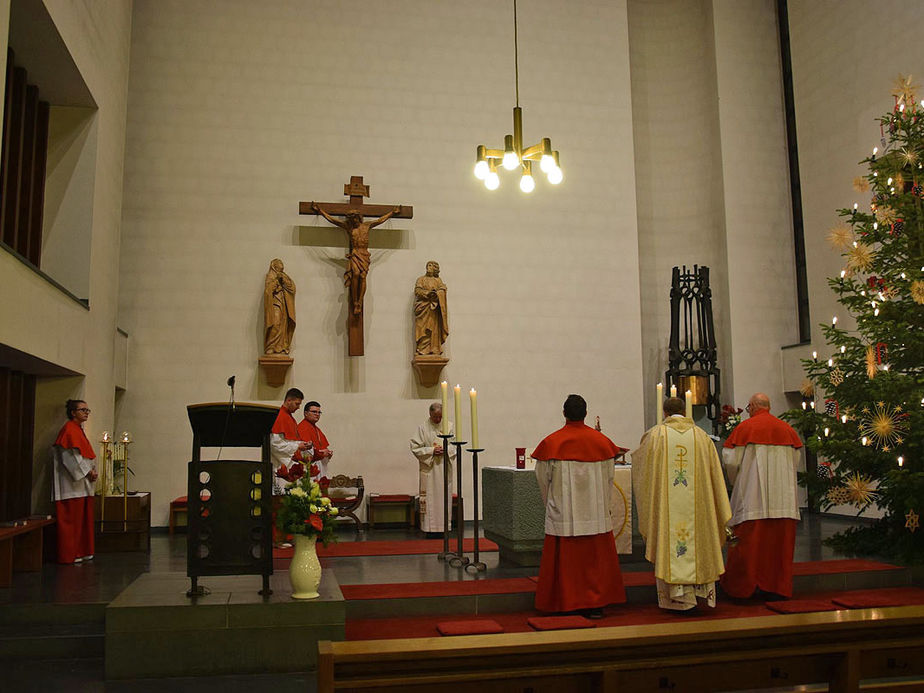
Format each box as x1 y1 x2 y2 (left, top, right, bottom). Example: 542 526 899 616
270 388 312 494
297 400 333 481
52 400 98 564
721 393 803 599
532 394 627 618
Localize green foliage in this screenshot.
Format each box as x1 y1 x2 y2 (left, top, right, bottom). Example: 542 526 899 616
783 86 924 563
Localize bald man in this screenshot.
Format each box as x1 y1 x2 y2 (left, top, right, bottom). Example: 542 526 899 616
721 393 803 599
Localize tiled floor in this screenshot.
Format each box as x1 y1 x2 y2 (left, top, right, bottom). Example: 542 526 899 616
0 513 891 692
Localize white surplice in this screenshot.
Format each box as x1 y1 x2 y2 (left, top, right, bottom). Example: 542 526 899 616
410 419 455 532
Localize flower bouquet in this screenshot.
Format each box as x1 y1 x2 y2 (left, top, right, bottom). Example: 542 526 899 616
275 463 338 547
717 405 743 438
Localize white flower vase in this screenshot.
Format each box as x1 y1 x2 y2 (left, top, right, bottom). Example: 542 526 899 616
289 533 321 599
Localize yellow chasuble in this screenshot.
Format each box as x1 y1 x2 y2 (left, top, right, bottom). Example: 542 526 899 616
632 417 731 586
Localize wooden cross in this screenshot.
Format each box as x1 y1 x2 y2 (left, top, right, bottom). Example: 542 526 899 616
300 176 413 356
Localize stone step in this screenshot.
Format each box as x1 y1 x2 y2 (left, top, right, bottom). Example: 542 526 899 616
0 622 104 660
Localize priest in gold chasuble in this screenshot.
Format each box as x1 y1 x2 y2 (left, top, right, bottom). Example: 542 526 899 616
632 397 731 611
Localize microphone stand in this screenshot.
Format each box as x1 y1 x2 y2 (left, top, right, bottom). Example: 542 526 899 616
216 377 235 461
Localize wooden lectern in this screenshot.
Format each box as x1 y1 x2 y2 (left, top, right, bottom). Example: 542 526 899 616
185 402 278 596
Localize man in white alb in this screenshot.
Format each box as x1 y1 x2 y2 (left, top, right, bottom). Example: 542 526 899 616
410 402 456 536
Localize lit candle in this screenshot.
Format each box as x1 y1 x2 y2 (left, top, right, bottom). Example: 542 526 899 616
470 388 479 448
440 381 449 436
685 390 692 418
656 383 663 425
453 384 463 442
670 384 677 398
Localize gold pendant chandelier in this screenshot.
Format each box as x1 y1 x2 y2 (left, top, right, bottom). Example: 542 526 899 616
473 0 563 193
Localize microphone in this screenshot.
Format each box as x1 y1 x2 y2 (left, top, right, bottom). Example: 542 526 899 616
217 376 236 461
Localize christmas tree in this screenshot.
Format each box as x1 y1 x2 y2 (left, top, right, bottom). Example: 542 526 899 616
784 74 924 563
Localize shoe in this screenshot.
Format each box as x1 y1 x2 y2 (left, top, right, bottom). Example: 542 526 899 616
73 557 85 564
581 608 605 620
81 555 94 562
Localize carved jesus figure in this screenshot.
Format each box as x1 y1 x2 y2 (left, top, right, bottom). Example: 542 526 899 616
310 202 401 316
264 258 296 354
414 261 449 355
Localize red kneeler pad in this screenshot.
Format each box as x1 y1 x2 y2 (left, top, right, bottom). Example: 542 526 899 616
528 616 596 631
436 619 504 636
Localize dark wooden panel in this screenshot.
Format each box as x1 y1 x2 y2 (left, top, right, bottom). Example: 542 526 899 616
17 85 37 258
2 66 27 250
0 51 15 247
0 368 10 521
28 100 49 267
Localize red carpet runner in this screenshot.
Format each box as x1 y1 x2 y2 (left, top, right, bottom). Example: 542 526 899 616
345 586 924 641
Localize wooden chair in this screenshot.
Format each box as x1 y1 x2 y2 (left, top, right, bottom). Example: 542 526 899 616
326 474 364 531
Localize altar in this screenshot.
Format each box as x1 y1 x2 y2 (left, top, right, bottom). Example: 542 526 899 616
481 464 633 566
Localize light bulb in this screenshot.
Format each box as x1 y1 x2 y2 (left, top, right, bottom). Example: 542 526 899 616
862 436 868 445
824 427 829 437
874 308 880 316
812 351 817 359
832 316 838 325
888 177 893 185
840 346 845 353
898 456 904 467
474 160 489 180
547 166 563 185
841 414 847 423
853 203 858 211
540 153 555 173
485 171 500 190
873 222 878 230
519 172 535 193
828 359 833 367
873 147 878 155
801 401 807 410
900 103 905 112
502 151 519 170
901 272 906 279
840 270 846 278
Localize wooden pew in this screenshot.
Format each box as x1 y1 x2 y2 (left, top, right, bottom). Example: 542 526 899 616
0 516 54 587
318 605 924 692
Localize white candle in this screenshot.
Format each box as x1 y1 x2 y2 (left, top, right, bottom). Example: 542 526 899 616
685 390 693 418
470 388 479 448
670 384 677 398
656 383 663 425
440 381 449 435
454 384 463 442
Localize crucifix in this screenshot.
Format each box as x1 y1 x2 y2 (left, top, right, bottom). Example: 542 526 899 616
300 176 413 356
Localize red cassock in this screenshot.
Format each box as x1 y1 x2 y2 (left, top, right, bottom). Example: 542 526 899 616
297 419 329 462
532 421 627 613
271 407 302 462
721 410 802 598
53 420 96 564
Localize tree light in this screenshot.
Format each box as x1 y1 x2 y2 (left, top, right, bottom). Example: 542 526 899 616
824 427 830 437
832 316 838 325
841 414 847 423
898 456 904 467
840 270 847 278
840 346 845 353
801 401 807 410
812 351 817 359
862 436 868 445
827 359 833 367
873 146 878 155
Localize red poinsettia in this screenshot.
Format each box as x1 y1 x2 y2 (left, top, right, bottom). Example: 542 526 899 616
306 514 324 531
275 462 306 483
318 476 331 491
309 463 320 478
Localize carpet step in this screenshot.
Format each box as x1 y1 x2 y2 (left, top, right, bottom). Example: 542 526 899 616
0 622 104 660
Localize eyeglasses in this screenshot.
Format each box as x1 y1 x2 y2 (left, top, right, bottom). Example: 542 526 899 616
76 408 91 413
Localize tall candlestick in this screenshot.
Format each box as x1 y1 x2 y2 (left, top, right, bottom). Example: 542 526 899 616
453 384 463 442
470 388 479 448
670 384 677 398
685 390 693 418
656 383 663 425
440 381 449 435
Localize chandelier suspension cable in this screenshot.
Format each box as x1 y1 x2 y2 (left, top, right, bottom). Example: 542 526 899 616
514 0 519 108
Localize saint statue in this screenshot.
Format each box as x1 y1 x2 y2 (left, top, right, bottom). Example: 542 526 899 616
263 258 296 354
309 201 401 317
414 261 449 355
